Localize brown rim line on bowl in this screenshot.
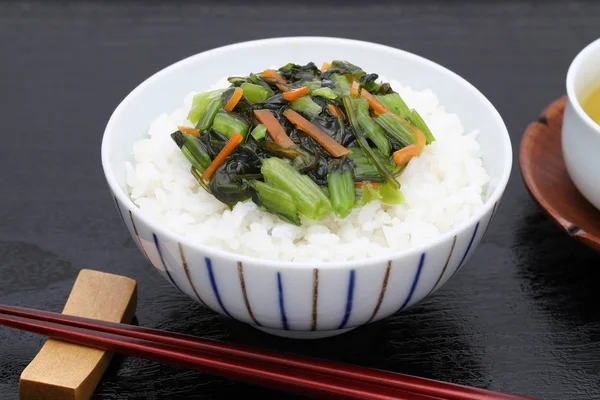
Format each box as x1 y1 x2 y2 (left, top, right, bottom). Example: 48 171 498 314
101 37 512 339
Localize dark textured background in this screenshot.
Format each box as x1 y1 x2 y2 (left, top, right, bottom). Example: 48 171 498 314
2 1 600 399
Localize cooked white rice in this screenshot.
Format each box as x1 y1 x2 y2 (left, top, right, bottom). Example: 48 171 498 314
125 76 490 262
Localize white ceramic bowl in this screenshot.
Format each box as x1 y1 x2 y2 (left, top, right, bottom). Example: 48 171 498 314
101 37 512 339
563 37 600 211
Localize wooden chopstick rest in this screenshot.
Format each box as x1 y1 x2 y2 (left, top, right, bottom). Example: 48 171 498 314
19 269 137 400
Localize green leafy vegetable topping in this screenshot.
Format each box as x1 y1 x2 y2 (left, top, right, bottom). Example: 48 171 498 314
169 60 434 224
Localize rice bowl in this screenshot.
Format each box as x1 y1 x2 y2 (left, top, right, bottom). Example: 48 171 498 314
102 37 511 338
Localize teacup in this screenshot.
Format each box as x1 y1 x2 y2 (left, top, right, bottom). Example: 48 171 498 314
563 37 600 210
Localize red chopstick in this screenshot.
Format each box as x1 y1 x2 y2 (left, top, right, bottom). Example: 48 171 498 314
0 311 440 400
0 305 535 400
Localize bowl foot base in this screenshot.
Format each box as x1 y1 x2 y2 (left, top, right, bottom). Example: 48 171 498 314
252 325 356 339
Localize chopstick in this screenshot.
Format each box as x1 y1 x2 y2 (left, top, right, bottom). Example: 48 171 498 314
0 310 440 400
0 305 535 400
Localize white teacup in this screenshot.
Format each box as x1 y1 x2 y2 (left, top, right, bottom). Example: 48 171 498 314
563 37 600 210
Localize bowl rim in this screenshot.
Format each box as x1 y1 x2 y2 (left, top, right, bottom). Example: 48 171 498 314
101 36 513 270
566 36 600 135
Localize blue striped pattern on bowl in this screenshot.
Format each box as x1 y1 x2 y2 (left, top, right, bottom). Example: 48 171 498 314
114 195 498 336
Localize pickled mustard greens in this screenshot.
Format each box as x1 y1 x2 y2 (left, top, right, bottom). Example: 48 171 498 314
170 60 435 225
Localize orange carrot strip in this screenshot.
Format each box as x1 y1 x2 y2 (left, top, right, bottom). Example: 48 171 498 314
178 126 199 137
283 109 350 158
360 88 389 115
392 127 426 166
201 133 243 181
223 87 243 112
354 181 381 189
262 69 288 84
393 146 418 166
282 86 309 101
276 83 290 92
350 81 360 98
253 109 295 148
414 126 426 152
328 104 344 118
321 62 331 71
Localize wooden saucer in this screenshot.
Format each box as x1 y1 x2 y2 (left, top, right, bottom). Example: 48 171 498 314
520 96 600 253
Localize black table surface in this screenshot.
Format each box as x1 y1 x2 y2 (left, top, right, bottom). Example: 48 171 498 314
2 1 600 399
